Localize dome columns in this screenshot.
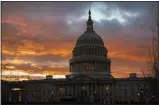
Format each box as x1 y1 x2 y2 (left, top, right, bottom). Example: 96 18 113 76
70 60 110 74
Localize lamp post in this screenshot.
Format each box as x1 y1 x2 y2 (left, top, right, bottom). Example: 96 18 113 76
105 85 109 104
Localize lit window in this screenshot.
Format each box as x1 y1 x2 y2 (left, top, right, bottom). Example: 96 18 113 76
12 88 20 91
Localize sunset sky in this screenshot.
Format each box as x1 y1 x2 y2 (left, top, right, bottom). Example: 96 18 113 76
2 1 158 80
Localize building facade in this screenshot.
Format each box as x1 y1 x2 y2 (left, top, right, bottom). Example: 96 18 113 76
1 10 158 104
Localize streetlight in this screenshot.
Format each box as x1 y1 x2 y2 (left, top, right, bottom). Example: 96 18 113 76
94 90 96 93
106 86 109 90
82 86 85 90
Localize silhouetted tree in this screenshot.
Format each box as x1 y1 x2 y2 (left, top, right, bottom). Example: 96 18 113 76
2 55 21 81
141 3 159 103
142 2 159 78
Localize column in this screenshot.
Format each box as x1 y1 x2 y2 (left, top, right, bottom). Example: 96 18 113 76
102 63 104 71
52 84 54 94
106 63 109 72
95 83 97 95
99 84 101 96
109 63 111 73
84 62 85 70
75 84 79 96
55 84 57 95
105 64 107 72
70 64 72 72
99 63 100 71
19 91 21 102
88 83 91 96
97 63 99 70
92 83 93 94
97 62 100 71
100 63 102 71
75 63 77 72
76 63 78 71
78 63 80 72
80 84 82 96
72 64 74 72
71 84 73 96
80 63 82 72
81 63 82 72
73 84 75 96
9 90 11 102
90 83 92 95
77 84 79 96
104 84 106 97
65 84 67 95
93 84 95 94
75 64 76 72
76 63 78 72
67 85 69 95
101 84 104 96
87 84 89 96
95 62 97 70
75 84 77 96
97 84 99 96
108 85 110 104
83 62 85 71
87 61 89 70
112 84 114 104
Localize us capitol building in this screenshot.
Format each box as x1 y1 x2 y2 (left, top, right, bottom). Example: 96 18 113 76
2 10 159 104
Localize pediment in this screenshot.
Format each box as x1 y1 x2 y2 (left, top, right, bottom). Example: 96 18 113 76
72 74 95 81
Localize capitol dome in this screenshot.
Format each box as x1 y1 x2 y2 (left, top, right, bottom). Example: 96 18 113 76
67 10 112 79
76 32 104 46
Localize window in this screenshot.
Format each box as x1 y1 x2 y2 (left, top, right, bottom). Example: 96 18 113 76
85 62 95 70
